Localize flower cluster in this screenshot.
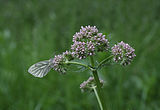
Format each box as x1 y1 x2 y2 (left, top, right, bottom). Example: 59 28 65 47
52 51 74 74
71 41 87 59
71 25 109 59
111 41 136 66
52 54 66 74
80 77 104 92
73 26 98 42
51 26 136 74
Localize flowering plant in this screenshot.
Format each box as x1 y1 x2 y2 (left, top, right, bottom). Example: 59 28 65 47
28 25 136 110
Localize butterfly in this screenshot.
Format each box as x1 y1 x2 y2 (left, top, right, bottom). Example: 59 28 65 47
28 59 53 78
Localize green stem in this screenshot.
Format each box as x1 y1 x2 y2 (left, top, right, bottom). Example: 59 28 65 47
90 56 107 110
92 86 103 110
66 61 93 71
97 55 113 69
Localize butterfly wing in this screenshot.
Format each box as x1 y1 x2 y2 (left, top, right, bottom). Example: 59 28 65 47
28 60 52 78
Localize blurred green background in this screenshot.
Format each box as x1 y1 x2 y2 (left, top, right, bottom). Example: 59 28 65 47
0 0 160 110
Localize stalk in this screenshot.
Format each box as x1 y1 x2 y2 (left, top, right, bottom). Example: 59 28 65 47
92 86 103 110
97 55 113 69
90 56 107 110
66 61 93 71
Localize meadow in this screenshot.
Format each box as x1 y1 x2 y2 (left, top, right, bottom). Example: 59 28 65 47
0 0 160 110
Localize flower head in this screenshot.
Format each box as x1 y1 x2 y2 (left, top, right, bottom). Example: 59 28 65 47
80 76 104 92
111 41 136 66
71 41 87 59
52 50 75 74
52 54 67 74
71 25 109 59
87 41 95 56
73 26 98 42
94 33 109 51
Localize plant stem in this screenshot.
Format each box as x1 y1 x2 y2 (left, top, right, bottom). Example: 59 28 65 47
90 56 107 110
97 55 113 69
92 86 103 110
66 61 93 71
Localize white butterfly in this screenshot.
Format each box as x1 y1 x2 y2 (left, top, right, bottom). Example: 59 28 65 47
28 59 53 78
